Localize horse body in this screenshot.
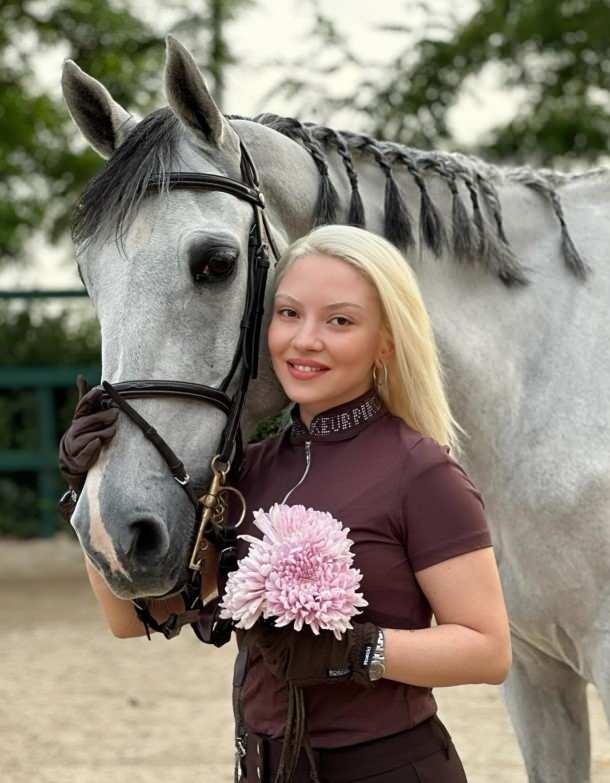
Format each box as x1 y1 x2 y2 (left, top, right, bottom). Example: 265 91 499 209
62 37 609 782
419 172 610 781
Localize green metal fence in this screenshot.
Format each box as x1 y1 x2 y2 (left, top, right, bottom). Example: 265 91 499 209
0 365 100 536
0 288 99 536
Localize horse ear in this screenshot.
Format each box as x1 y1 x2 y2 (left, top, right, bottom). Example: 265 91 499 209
164 35 229 147
61 60 137 159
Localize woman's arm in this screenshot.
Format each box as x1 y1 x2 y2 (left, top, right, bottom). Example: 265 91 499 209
84 544 219 638
382 547 512 687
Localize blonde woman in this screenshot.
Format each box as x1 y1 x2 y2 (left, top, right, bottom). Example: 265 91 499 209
59 225 511 783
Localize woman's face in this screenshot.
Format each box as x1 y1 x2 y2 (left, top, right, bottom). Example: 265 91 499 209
267 253 393 426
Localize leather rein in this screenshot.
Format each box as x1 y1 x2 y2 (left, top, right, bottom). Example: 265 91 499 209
98 137 280 643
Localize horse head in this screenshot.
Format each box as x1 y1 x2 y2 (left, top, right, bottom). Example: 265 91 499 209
61 37 302 599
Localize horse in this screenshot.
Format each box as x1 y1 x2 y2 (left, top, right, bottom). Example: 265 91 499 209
61 35 610 783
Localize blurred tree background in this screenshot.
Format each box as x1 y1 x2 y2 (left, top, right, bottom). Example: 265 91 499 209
1 0 609 535
0 0 252 263
273 0 610 166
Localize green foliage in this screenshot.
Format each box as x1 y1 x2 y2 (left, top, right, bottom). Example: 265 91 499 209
251 409 289 443
0 302 101 365
271 0 610 167
1 0 255 265
373 0 610 164
0 0 164 264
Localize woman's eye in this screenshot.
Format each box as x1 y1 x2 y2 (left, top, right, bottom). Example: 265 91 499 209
276 308 352 326
330 316 352 326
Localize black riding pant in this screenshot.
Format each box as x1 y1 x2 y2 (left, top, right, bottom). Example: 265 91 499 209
244 713 469 782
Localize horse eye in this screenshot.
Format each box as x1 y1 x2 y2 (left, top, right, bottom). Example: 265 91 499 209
189 243 238 285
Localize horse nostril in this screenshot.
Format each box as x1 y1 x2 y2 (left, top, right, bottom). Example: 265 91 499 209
119 516 170 563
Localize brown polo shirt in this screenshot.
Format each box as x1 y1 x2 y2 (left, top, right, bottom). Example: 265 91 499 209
228 386 493 748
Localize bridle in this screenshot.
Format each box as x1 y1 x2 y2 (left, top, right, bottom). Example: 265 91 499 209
98 136 280 643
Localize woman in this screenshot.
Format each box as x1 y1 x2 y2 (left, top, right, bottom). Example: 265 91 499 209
59 225 512 782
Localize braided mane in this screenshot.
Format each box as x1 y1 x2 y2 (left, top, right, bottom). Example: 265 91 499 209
74 105 591 287
239 113 591 287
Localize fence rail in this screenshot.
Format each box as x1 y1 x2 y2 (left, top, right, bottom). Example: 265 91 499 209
1 365 100 536
0 289 87 300
1 287 98 537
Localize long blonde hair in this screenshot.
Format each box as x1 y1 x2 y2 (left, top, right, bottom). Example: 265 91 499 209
273 225 468 459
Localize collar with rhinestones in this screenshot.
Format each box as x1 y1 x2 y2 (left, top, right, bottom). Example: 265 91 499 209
288 386 388 444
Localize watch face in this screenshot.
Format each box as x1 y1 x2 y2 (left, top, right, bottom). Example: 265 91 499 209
369 661 385 681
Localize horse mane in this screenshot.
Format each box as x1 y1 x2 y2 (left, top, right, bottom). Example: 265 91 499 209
242 113 590 287
73 106 589 286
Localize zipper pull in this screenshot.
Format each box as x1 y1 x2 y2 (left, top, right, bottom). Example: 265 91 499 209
280 439 312 504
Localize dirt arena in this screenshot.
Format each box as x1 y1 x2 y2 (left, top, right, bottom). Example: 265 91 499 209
2 536 609 783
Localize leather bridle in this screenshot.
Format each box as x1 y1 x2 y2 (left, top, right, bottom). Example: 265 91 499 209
98 137 280 643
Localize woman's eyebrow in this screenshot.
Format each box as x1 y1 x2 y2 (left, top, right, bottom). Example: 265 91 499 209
274 293 364 310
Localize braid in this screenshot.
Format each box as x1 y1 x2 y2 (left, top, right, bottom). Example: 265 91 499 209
253 113 339 225
306 124 366 227
346 132 415 251
388 148 446 258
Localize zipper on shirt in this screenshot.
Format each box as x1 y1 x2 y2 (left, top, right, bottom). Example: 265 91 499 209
280 440 312 503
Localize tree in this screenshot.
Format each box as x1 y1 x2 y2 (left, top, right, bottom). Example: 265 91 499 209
0 0 163 264
0 0 254 267
269 0 610 167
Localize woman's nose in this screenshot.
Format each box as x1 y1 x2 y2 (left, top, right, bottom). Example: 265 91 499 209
292 320 323 350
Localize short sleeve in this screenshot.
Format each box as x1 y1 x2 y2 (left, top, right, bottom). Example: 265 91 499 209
403 442 493 572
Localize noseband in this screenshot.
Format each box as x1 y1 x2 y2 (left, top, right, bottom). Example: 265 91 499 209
98 137 279 642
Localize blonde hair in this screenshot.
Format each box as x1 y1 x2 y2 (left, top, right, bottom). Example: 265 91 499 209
273 225 468 459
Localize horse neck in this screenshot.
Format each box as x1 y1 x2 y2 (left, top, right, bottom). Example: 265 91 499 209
234 119 331 242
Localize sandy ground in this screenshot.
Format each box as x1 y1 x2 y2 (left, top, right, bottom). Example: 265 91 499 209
1 537 609 783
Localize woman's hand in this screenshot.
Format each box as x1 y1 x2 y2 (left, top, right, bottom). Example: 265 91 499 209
84 556 185 638
242 619 380 688
58 375 119 492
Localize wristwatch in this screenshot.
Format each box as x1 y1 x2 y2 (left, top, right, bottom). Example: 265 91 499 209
368 628 386 681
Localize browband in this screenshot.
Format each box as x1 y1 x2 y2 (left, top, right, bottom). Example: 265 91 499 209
145 172 265 208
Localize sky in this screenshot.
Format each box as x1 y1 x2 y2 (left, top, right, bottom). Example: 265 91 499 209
0 0 519 292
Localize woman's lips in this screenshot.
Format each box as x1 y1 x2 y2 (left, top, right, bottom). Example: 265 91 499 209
286 361 330 380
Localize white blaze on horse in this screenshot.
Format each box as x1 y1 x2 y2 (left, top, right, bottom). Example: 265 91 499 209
61 35 610 783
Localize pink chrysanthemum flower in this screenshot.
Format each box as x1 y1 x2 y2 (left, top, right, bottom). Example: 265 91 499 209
219 503 368 639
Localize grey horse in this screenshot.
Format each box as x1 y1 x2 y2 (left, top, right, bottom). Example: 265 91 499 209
61 36 610 783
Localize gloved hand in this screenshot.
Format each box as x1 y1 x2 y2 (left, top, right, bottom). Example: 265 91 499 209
241 619 381 689
58 374 119 493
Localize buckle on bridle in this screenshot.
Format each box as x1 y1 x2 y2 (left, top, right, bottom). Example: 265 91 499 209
173 473 191 486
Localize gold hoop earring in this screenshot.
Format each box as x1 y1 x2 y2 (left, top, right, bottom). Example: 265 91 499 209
372 363 388 388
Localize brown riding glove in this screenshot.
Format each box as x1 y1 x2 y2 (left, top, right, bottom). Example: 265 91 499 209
57 375 118 518
242 619 380 689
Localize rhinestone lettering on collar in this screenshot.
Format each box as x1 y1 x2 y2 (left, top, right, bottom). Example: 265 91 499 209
289 388 387 444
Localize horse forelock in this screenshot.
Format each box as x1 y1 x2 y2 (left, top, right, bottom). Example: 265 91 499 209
72 107 182 253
